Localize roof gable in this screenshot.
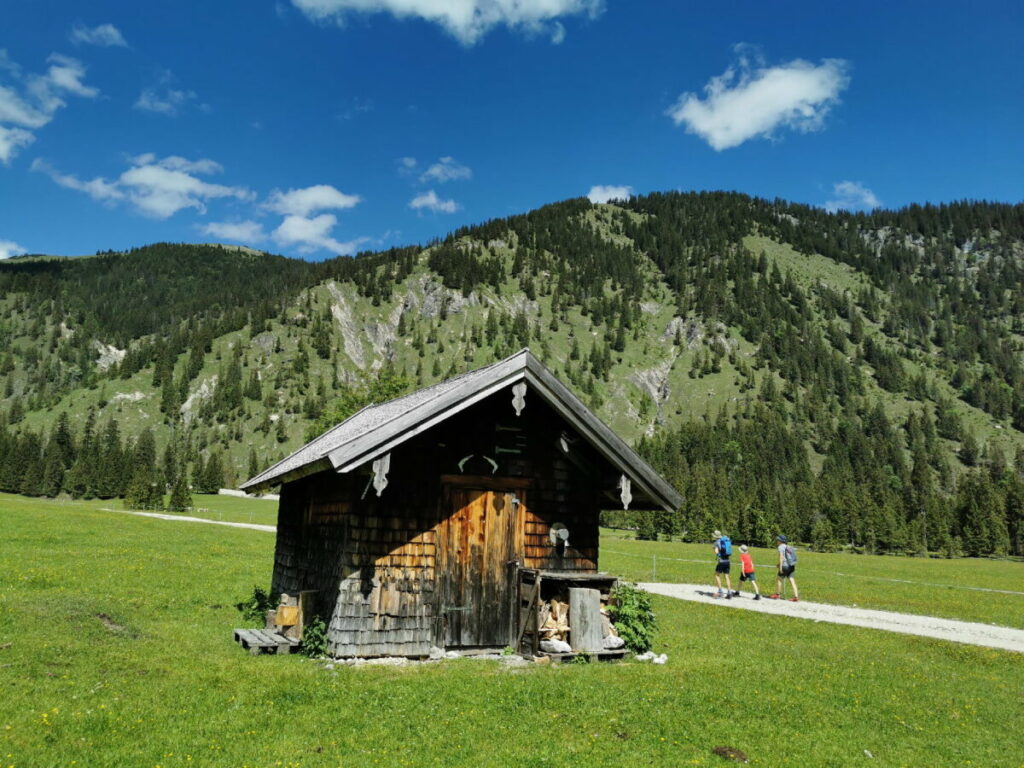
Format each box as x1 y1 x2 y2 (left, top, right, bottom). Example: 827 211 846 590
242 349 682 512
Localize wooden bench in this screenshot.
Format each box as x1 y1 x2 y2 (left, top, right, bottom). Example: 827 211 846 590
233 628 300 655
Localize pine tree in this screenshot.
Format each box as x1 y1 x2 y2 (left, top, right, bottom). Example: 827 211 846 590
124 429 162 509
198 451 224 494
66 410 97 499
956 471 1010 556
248 448 260 481
40 433 65 497
18 432 44 496
93 419 126 499
244 369 262 401
167 472 192 512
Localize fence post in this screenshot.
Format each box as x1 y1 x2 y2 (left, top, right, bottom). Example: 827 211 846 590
652 554 657 581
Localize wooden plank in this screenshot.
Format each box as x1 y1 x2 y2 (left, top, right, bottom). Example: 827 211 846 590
439 474 532 490
516 576 540 649
568 588 603 652
238 629 263 647
533 573 541 656
251 630 276 646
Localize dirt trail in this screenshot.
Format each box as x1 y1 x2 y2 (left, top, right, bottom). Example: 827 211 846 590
107 508 275 533
640 582 1024 654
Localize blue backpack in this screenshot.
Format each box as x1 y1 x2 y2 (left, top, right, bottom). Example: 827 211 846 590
718 536 732 558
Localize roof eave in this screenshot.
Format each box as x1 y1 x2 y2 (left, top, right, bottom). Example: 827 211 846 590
521 356 682 512
327 355 530 473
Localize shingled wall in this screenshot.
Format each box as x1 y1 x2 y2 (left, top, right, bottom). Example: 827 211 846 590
270 389 609 657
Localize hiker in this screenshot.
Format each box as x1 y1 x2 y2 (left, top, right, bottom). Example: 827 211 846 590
738 544 761 600
769 535 799 601
712 530 736 599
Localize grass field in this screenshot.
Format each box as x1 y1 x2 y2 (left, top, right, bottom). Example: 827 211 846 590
0 493 281 527
1 493 1023 767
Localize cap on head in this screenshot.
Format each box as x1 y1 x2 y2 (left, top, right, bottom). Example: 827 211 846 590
713 530 722 538
739 544 748 553
777 535 788 543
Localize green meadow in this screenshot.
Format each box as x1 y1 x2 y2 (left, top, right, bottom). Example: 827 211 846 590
1 492 1023 768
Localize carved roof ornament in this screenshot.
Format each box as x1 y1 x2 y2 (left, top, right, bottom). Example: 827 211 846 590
619 474 632 510
511 382 527 416
372 452 391 497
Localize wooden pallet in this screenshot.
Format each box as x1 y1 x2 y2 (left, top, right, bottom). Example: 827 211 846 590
233 628 300 655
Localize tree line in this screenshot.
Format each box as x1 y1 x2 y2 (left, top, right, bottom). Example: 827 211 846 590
0 411 231 511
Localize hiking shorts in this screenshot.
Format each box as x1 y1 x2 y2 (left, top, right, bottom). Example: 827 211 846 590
779 565 795 578
715 560 731 574
740 572 755 582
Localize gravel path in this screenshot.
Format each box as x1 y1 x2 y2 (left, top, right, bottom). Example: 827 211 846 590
109 508 276 533
640 582 1024 654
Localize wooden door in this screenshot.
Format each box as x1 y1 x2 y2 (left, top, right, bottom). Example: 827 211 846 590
437 484 526 648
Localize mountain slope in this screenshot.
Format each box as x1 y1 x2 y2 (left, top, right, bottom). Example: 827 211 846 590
2 192 1022 555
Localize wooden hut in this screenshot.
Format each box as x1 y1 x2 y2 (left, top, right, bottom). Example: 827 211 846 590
241 349 681 658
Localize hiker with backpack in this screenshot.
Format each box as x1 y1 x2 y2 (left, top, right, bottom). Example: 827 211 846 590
770 535 799 601
712 530 736 599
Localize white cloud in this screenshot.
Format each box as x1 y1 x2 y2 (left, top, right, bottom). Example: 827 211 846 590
0 50 21 76
265 184 361 217
0 52 97 164
419 156 471 183
32 153 251 219
134 71 197 116
666 51 850 151
69 23 129 48
30 158 124 202
587 184 632 204
291 0 604 45
200 220 266 244
0 125 34 165
135 86 196 116
272 214 366 255
409 189 459 214
0 239 27 260
119 163 251 218
397 156 418 172
129 153 223 175
35 54 98 99
825 180 880 213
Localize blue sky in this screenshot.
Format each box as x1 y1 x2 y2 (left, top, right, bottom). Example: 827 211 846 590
2 0 1022 260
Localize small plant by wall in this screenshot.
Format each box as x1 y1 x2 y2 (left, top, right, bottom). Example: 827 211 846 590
608 582 657 653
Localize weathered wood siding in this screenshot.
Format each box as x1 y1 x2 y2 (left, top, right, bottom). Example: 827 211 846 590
269 386 616 657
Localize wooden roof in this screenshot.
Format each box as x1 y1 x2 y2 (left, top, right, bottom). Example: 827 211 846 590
241 349 682 512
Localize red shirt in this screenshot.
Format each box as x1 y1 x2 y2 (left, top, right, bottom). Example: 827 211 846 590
740 553 754 574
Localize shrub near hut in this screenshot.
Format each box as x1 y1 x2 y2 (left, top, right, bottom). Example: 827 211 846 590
608 582 657 653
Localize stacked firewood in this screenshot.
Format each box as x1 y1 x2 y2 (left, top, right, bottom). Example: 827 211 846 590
537 597 621 645
538 598 570 642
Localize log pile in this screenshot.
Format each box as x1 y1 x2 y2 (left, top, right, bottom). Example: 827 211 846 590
536 592 623 654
